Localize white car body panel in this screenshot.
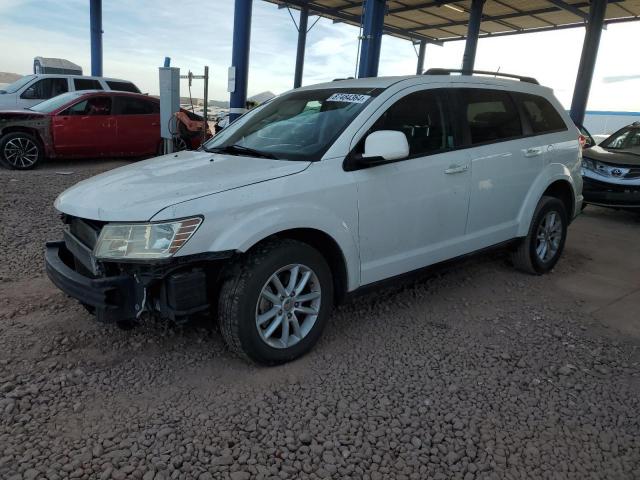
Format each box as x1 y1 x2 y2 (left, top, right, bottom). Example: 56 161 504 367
0 74 139 110
54 74 582 293
54 151 310 221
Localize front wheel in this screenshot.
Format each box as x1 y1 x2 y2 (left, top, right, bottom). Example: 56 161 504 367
512 196 568 275
0 132 44 170
218 239 334 365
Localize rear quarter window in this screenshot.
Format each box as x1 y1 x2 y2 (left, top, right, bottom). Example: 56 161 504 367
107 81 140 93
516 93 567 134
114 96 158 115
74 79 103 91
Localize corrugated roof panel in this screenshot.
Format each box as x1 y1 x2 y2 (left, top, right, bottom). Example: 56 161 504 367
386 16 424 29
483 1 520 16
264 0 639 42
505 16 558 30
480 20 515 33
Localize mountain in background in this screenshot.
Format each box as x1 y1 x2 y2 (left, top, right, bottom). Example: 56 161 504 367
0 72 22 84
248 91 275 104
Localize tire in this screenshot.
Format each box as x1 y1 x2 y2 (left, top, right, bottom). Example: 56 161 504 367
218 239 334 365
174 136 188 151
512 196 568 275
0 132 44 170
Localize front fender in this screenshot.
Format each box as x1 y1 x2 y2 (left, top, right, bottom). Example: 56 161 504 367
211 204 360 291
516 163 578 237
152 164 361 290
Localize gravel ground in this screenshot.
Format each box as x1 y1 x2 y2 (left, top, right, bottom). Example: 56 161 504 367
1 159 639 480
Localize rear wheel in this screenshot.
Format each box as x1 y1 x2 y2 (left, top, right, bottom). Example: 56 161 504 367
0 132 44 170
512 196 568 275
218 239 333 365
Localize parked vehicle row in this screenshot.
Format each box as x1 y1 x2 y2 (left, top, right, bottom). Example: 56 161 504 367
45 71 583 364
0 90 206 169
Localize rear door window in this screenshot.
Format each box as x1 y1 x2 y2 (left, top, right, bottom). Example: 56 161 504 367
21 78 68 99
516 93 566 134
73 78 103 91
106 81 140 93
459 89 522 145
113 96 158 115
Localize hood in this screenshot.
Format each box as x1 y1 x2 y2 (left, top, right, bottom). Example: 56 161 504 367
583 145 640 167
55 150 311 221
0 109 46 121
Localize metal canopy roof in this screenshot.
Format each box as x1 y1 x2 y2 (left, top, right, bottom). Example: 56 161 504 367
266 1 640 44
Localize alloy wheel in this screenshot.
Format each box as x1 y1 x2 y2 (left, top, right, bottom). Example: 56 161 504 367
535 211 563 263
255 264 321 349
3 137 39 168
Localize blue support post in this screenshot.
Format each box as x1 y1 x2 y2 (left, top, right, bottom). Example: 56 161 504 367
358 0 387 78
229 0 253 122
90 0 103 77
293 5 309 88
570 0 607 126
416 40 426 75
461 0 484 74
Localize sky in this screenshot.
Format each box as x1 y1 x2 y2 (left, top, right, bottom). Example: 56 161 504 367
0 0 638 111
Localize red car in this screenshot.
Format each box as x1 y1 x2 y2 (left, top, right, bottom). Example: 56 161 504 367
0 91 206 170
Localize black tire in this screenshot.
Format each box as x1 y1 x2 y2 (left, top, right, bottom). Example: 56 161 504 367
174 136 188 151
0 132 44 170
218 239 334 365
512 196 568 275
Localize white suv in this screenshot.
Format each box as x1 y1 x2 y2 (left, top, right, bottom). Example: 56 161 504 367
46 70 583 364
0 74 140 109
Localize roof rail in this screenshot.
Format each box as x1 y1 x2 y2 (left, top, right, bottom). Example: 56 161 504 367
424 68 539 85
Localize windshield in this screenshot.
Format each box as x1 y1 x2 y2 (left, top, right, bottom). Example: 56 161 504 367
203 88 380 161
28 91 86 113
0 75 35 94
601 126 640 152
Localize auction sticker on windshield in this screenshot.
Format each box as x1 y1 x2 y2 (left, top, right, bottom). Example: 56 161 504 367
327 93 371 104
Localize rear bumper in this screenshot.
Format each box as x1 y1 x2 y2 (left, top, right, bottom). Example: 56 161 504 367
45 241 137 319
582 177 640 208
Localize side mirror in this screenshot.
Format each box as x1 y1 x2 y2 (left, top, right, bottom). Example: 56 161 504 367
362 130 409 163
21 87 38 100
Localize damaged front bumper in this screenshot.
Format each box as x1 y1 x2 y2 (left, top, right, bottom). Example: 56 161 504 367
46 241 137 318
45 236 233 324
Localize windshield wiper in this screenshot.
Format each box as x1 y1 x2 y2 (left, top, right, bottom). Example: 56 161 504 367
204 144 279 159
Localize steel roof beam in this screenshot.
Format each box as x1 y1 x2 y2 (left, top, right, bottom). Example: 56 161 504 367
405 2 599 33
438 16 639 42
546 0 589 20
279 0 444 44
388 1 459 14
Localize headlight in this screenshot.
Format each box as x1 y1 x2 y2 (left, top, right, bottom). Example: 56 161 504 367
582 158 596 172
94 217 202 260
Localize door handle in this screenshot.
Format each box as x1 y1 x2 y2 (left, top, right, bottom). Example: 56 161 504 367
444 164 469 174
525 147 542 157
151 122 160 126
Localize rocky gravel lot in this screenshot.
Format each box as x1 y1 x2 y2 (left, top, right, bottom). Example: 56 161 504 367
1 159 639 480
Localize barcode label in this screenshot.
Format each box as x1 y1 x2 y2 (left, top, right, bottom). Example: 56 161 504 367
326 93 371 104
